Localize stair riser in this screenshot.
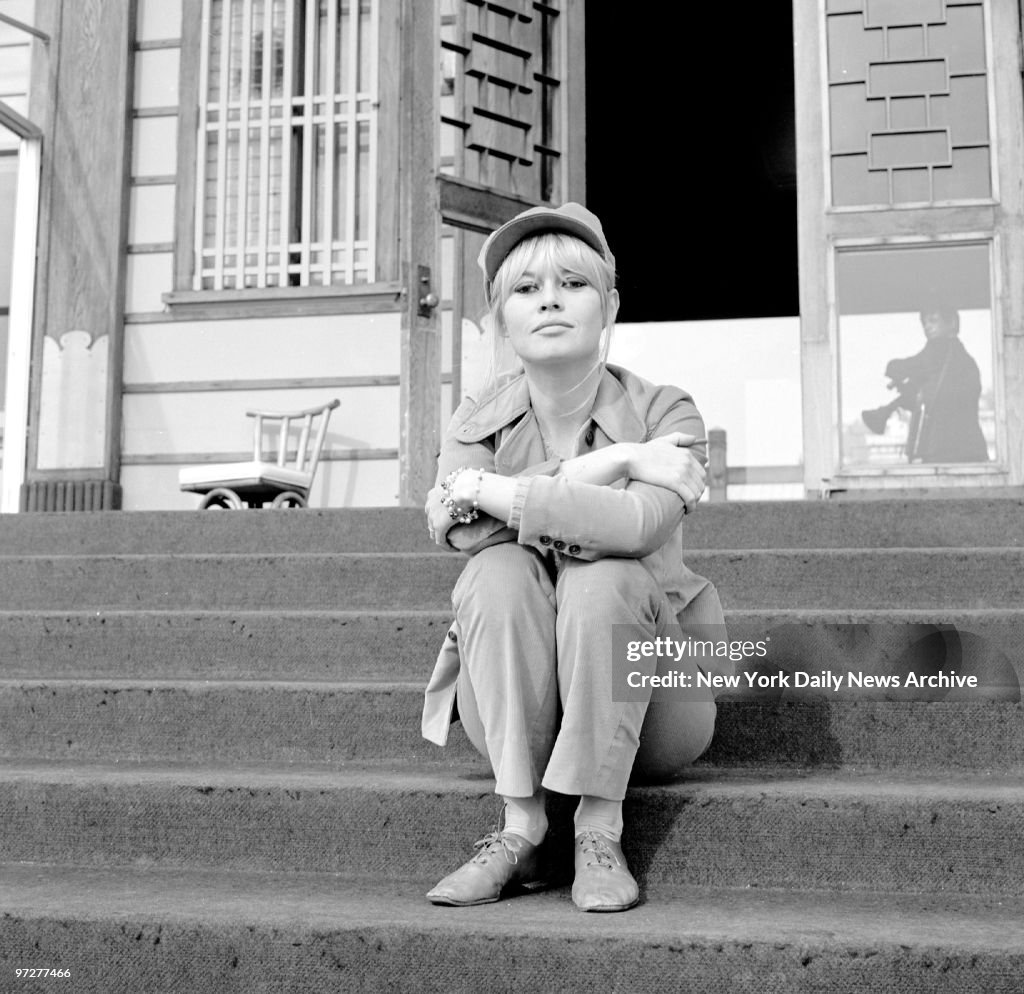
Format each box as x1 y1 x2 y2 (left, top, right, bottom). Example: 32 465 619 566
4 778 1022 895
3 685 1023 772
0 683 481 766
0 555 461 610
2 499 1022 554
1 550 1023 609
0 612 452 681
2 611 1021 684
710 550 1024 609
0 507 436 556
1 913 1020 994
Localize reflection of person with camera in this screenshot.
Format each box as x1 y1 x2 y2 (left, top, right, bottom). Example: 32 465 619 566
861 308 989 463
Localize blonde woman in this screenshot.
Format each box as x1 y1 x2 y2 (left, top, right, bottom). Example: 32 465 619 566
422 203 726 912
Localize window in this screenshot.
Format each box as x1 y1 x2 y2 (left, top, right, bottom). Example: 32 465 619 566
836 242 997 469
194 0 377 291
0 150 15 415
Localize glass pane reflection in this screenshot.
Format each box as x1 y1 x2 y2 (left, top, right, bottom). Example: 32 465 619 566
838 244 996 468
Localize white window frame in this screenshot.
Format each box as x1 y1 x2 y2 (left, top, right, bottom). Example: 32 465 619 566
193 0 379 292
1 131 41 512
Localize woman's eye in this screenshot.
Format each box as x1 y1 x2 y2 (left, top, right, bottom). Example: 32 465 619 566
564 277 587 289
513 282 537 294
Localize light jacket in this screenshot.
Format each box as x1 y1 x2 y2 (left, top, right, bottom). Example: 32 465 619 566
421 363 715 745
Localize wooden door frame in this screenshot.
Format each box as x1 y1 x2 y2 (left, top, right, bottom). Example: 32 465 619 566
794 0 1024 495
393 0 587 505
397 0 442 506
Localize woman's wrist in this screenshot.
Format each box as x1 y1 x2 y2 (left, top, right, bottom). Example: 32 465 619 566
441 467 485 524
452 467 485 509
619 443 640 480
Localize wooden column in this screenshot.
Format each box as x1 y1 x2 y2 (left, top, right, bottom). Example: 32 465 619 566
23 0 134 510
397 0 441 506
793 0 831 499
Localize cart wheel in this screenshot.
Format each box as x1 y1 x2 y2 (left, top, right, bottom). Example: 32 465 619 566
271 491 307 509
199 487 243 509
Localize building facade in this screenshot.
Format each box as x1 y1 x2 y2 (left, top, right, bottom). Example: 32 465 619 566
0 0 1021 511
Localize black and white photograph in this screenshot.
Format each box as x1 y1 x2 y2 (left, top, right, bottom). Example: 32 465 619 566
0 1 1022 991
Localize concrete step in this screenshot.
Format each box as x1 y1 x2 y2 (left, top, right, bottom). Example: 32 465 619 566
0 610 452 681
2 864 1023 994
688 495 1024 549
3 679 1022 772
0 552 454 611
1 548 1023 610
0 508 437 556
2 608 1021 682
2 497 1022 555
3 761 1023 896
0 679 477 766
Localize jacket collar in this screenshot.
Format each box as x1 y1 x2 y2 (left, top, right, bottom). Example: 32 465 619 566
454 364 648 445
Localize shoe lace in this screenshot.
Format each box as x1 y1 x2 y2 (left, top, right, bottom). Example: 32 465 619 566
578 831 621 870
471 830 520 866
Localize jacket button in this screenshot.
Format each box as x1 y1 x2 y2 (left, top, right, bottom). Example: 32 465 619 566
553 540 566 551
447 630 458 642
568 544 580 555
584 427 595 446
539 535 551 545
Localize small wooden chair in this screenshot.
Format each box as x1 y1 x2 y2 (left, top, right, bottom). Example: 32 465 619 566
179 399 340 509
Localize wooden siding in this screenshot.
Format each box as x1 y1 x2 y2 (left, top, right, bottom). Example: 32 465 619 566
120 310 404 508
121 0 405 509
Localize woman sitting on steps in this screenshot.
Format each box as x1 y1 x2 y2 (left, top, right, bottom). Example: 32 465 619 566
422 202 728 912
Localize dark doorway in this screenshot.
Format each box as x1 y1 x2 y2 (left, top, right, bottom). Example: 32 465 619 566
585 4 798 323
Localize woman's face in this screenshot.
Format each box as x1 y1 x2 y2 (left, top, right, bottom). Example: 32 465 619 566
500 257 612 369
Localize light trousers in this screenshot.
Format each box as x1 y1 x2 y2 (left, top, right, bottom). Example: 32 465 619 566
452 542 718 801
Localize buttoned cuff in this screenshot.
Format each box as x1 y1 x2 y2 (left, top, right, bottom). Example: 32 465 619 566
506 456 560 531
514 475 590 559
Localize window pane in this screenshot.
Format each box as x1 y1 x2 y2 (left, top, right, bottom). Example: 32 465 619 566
0 154 17 308
196 0 377 289
355 119 369 242
249 0 265 100
202 133 219 247
333 124 348 241
311 122 325 243
246 125 261 248
838 244 996 468
267 124 282 246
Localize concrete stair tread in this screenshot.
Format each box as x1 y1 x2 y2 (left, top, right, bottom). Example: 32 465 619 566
0 677 429 691
3 863 1024 994
0 607 450 617
4 547 1022 560
4 605 1023 616
3 756 1023 798
3 674 1019 696
3 862 1023 949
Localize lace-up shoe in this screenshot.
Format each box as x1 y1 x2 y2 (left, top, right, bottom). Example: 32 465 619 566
427 831 546 906
572 830 639 912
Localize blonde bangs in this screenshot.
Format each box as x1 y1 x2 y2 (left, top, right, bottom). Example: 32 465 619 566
489 233 616 327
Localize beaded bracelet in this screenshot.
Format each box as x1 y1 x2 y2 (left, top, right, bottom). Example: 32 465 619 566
440 467 485 524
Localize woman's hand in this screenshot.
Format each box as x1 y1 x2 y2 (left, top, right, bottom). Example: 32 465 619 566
424 485 458 547
626 432 707 513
